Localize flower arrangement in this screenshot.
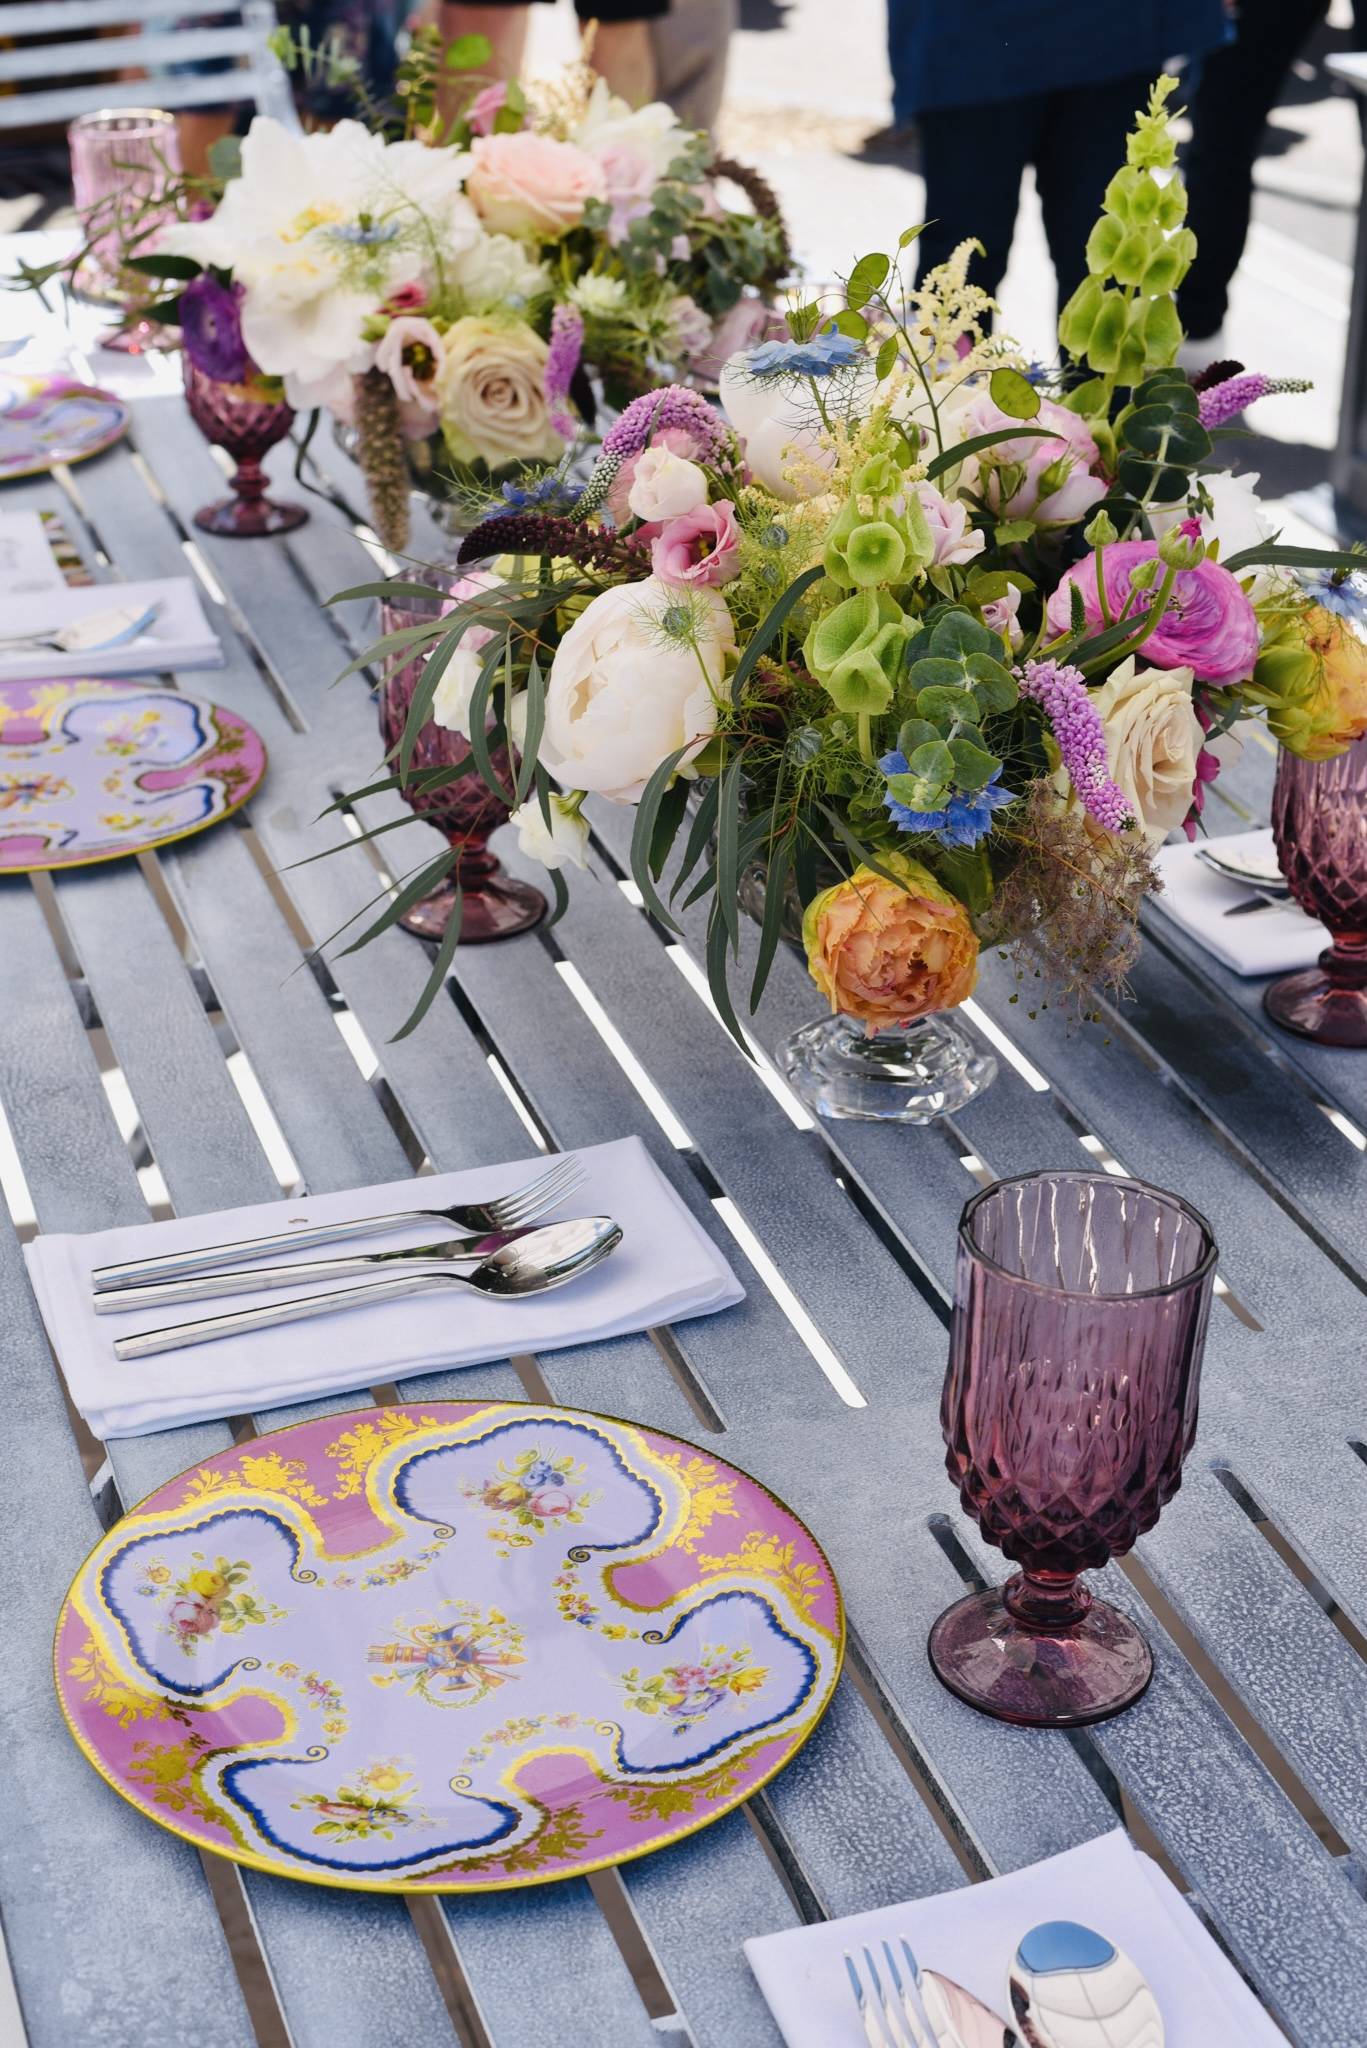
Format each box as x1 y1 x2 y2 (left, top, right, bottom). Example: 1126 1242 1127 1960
85 31 785 552
337 76 1366 1111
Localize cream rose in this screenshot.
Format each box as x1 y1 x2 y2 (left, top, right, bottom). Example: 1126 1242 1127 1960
626 445 709 522
466 134 606 240
543 578 735 801
1085 656 1205 844
434 317 564 469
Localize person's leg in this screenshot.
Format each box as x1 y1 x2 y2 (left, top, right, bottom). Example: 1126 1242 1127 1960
1177 0 1329 339
1035 70 1156 312
438 3 532 80
649 0 735 134
917 94 1039 299
587 20 658 103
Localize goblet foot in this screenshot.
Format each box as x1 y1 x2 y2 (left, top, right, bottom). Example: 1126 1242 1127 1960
1264 965 1367 1047
399 870 546 943
928 1579 1153 1727
193 494 309 539
776 1011 995 1123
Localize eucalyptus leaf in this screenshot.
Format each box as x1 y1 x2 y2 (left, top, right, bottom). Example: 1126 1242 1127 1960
1222 542 1366 576
338 848 457 955
925 426 1054 482
514 652 544 805
928 610 998 658
671 776 720 900
715 752 743 956
389 886 464 1043
730 563 824 706
706 897 750 1055
948 737 999 789
750 831 794 1011
910 738 956 782
896 716 941 755
916 683 978 723
629 744 691 934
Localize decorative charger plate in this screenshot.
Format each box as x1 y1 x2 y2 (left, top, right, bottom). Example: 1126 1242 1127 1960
56 1402 844 1893
0 373 129 481
0 678 266 873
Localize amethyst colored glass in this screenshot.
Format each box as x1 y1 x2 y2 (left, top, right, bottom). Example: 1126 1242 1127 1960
929 1170 1217 1727
69 109 181 352
378 582 545 943
182 358 308 539
1265 734 1367 1047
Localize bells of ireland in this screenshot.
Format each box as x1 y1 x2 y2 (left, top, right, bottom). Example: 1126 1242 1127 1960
803 588 909 716
822 467 934 593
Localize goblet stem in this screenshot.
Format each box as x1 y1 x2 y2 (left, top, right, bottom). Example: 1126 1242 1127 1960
1002 1569 1093 1631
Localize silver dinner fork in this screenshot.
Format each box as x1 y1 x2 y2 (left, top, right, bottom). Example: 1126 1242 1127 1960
845 1942 932 2048
92 1154 585 1294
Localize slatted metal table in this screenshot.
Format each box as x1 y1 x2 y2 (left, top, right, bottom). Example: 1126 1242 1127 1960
4 307 1367 2048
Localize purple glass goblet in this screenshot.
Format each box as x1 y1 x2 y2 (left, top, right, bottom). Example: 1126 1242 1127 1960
929 1170 1216 1728
182 358 308 538
378 583 545 943
1265 734 1367 1047
69 108 181 352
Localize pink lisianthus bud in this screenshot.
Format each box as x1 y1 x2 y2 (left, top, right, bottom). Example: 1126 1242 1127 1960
468 81 509 136
385 280 428 314
650 500 741 588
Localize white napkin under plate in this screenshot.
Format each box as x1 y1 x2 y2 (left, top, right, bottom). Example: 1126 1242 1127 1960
25 1137 744 1438
0 576 222 681
0 508 70 598
1153 831 1325 978
745 1827 1287 2046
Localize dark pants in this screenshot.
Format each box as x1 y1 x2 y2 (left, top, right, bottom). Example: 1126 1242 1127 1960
916 71 1157 308
1177 0 1330 339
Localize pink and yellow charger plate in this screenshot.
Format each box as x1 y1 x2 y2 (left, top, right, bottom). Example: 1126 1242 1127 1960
55 1401 845 1893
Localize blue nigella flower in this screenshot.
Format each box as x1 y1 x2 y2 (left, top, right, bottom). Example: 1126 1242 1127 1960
745 324 861 378
1305 567 1367 626
325 220 401 246
880 752 1016 848
500 473 584 513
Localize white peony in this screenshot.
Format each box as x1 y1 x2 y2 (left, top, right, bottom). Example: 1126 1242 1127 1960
543 578 736 801
569 273 630 318
163 117 479 408
626 445 709 521
718 356 839 501
1085 657 1205 845
450 232 551 314
570 79 688 181
508 792 591 871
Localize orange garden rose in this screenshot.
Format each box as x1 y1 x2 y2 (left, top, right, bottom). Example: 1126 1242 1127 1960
801 854 979 1030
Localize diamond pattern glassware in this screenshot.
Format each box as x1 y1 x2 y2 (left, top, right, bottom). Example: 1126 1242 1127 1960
378 581 545 943
69 108 181 352
929 1169 1216 1727
182 359 308 538
1265 735 1367 1047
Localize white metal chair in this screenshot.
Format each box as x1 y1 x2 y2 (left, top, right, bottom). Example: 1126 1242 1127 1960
0 0 298 133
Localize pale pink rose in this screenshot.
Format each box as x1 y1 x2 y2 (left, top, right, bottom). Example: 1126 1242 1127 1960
607 426 708 524
914 482 986 566
385 280 428 314
959 391 1106 526
626 443 709 521
651 500 741 587
466 134 606 239
591 137 657 242
375 316 444 411
467 81 508 136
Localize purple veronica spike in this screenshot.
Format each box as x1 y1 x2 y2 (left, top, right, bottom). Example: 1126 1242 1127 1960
544 304 584 442
1197 371 1312 428
1017 658 1133 832
600 385 733 464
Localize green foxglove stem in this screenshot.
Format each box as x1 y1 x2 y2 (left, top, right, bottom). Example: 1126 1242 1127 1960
1079 562 1178 676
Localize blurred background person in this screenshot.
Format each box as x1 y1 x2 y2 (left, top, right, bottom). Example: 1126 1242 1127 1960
439 1 669 104
888 0 1230 307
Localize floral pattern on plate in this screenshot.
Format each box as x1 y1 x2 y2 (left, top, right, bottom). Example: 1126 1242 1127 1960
56 1403 843 1891
0 374 128 480
0 678 266 871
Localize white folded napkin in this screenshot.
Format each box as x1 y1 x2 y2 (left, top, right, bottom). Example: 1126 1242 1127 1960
0 509 69 598
745 1827 1287 2046
1153 830 1325 978
0 576 223 682
25 1137 744 1439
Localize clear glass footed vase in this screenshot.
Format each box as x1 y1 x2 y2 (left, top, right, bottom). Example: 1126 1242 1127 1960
736 857 996 1124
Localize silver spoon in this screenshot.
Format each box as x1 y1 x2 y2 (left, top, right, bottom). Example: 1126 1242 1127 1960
93 1226 540 1312
112 1215 624 1362
1008 1921 1163 2048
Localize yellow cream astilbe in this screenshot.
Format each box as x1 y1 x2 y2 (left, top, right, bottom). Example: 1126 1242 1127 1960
906 238 1018 368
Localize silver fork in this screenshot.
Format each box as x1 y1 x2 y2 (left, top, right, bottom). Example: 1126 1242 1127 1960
91 1155 585 1295
845 1942 932 2048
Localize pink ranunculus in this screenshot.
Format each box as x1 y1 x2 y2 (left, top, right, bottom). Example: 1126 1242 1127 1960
466 133 606 239
591 137 657 243
651 500 741 588
375 316 444 411
385 280 428 314
467 81 509 136
1045 540 1262 686
961 392 1107 525
607 425 710 525
914 482 986 567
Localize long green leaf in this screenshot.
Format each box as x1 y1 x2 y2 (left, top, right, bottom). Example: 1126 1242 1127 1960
334 618 448 686
390 886 464 1042
925 425 1055 481
338 849 458 953
629 745 691 934
396 627 466 780
465 633 516 806
705 900 751 1057
650 776 690 881
514 651 544 806
1222 542 1365 576
287 810 436 869
816 803 907 890
316 762 469 814
731 565 824 707
750 831 793 1011
680 857 718 910
328 577 455 606
671 777 720 901
715 753 743 955
545 867 570 928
